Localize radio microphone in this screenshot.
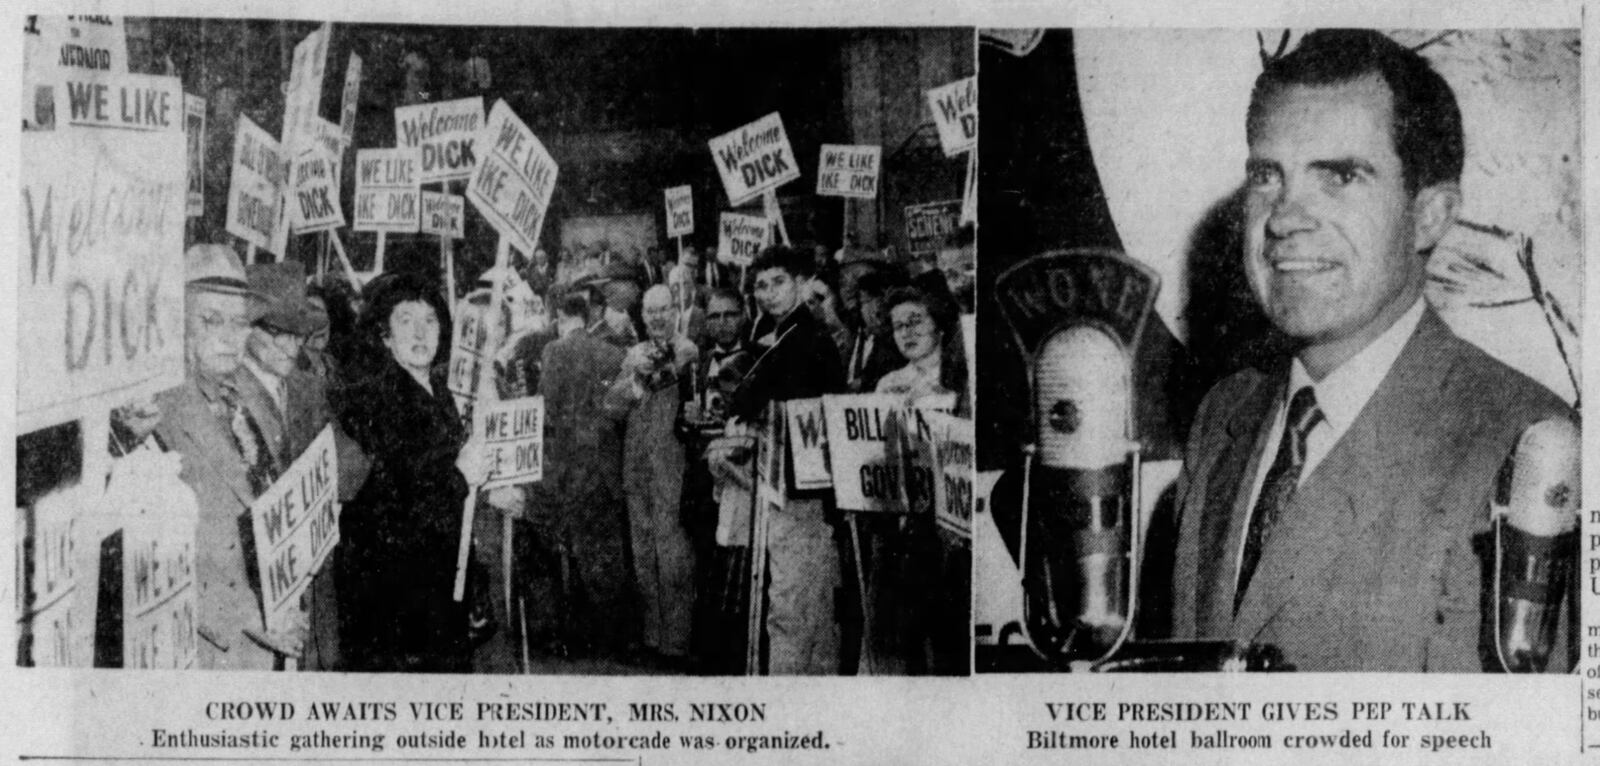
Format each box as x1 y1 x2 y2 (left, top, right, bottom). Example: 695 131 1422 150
1020 323 1138 663
1491 417 1579 673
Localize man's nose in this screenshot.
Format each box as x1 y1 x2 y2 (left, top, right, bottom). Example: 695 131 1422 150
1265 178 1317 238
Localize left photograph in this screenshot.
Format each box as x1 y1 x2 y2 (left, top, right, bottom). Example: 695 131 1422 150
16 17 976 676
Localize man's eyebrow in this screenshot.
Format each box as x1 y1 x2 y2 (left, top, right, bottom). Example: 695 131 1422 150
1244 158 1279 174
1309 157 1377 177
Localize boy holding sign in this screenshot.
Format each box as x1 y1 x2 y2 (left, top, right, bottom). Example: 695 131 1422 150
726 246 846 675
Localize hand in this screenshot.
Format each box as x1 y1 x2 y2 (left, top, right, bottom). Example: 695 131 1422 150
244 610 308 659
113 396 164 444
455 438 491 486
682 400 703 423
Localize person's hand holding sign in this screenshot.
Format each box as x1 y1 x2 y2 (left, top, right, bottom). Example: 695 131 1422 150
455 432 492 487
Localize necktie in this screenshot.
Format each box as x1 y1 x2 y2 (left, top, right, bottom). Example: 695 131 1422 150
1235 385 1323 614
220 380 278 496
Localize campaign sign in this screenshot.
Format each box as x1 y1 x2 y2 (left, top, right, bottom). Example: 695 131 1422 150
708 112 800 206
24 484 99 667
785 398 832 490
664 185 694 238
111 449 201 670
282 23 329 154
904 199 963 258
249 426 340 635
421 191 466 239
20 130 187 432
354 148 421 233
468 99 558 255
447 296 490 415
815 144 881 199
56 70 182 132
339 53 362 141
184 94 205 217
717 212 770 267
821 394 908 512
33 15 129 74
226 116 289 253
475 396 545 490
288 149 344 233
395 97 484 183
925 76 977 156
926 412 974 538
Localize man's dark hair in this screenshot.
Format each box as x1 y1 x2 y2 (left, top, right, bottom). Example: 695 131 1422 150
557 292 589 320
705 286 743 310
360 271 453 368
857 268 909 299
749 245 814 279
1247 29 1463 194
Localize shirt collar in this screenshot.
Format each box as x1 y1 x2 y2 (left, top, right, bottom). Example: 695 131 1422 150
1289 297 1425 433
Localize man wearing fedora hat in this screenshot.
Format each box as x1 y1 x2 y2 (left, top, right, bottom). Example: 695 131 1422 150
238 261 349 671
155 244 303 670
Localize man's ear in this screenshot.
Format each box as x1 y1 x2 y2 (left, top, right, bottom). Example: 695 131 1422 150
1412 181 1461 253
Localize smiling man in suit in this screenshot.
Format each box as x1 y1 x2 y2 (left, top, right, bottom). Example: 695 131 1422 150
1170 30 1576 671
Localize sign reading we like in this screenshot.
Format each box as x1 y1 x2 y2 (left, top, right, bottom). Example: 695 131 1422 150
467 99 558 255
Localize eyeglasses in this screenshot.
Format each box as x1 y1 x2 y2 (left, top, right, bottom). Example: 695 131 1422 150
199 312 251 333
892 316 934 335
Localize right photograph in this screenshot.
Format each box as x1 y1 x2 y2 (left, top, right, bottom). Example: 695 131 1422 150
973 28 1582 673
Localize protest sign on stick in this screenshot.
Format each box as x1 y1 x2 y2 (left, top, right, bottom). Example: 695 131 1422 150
184 95 207 218
22 484 102 667
288 149 345 234
708 112 799 206
926 412 974 539
109 450 201 669
282 23 330 155
821 394 915 512
421 191 466 239
785 398 833 490
20 130 187 433
815 144 881 199
474 396 545 490
395 97 484 184
54 71 181 133
354 148 421 234
717 212 771 268
248 427 340 635
226 116 290 257
467 100 558 256
925 75 977 157
904 199 963 260
665 185 694 238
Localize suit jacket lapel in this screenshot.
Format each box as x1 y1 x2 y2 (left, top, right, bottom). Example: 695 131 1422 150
1191 367 1282 636
168 382 257 510
1231 311 1457 641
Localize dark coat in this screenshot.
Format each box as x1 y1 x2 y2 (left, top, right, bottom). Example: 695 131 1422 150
1171 310 1575 671
336 357 472 672
539 328 626 508
729 304 846 422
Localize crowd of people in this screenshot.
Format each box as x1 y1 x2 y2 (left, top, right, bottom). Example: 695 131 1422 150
96 226 974 675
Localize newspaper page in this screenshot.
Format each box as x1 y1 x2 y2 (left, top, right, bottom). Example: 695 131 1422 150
1 1 1595 765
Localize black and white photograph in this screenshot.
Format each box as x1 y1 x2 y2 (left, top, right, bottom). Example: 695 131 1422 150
15 17 975 678
974 28 1582 673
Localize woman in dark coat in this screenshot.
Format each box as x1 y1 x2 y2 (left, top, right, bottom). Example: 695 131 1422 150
338 273 488 672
